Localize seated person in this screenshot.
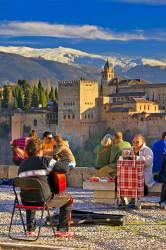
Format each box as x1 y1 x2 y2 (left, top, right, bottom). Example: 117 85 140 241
152 131 166 207
48 135 76 173
94 134 112 169
42 131 54 160
126 134 156 208
12 130 38 165
18 138 73 237
97 131 131 177
132 134 156 192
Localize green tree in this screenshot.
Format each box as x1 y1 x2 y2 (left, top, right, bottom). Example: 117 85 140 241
45 88 49 100
38 81 44 106
24 86 32 110
17 87 24 109
41 91 48 108
1 86 10 109
54 87 58 100
31 85 39 107
49 86 55 101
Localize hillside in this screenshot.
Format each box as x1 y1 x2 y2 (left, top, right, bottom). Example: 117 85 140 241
0 52 100 85
0 49 166 84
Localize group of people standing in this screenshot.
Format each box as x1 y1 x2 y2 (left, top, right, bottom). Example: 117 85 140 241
13 130 76 237
94 131 166 207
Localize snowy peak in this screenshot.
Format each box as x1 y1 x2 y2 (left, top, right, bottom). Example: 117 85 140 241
0 46 165 70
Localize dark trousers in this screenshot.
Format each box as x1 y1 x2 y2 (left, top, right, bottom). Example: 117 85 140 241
160 183 166 203
24 193 72 232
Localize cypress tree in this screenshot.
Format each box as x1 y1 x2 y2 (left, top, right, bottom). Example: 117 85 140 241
17 87 24 109
49 86 55 101
1 86 10 109
54 87 58 100
24 85 32 110
31 85 39 107
38 80 44 106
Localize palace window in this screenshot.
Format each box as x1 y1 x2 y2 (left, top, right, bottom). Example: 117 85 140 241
34 119 37 126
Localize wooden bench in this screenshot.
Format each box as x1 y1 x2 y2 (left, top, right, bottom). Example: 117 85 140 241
83 180 116 204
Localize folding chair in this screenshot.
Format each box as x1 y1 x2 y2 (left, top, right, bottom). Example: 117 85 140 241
9 177 71 241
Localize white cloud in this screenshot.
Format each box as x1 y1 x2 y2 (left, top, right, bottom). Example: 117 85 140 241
113 0 166 5
0 21 165 42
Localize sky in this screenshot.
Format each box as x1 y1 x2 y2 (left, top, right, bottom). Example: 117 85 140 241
0 0 166 58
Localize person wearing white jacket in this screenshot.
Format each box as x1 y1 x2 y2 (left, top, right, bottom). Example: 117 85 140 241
132 134 156 189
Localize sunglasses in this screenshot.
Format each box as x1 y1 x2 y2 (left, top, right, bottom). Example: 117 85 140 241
47 137 53 139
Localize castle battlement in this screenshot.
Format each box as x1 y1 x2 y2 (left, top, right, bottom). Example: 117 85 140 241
59 79 98 88
58 80 80 87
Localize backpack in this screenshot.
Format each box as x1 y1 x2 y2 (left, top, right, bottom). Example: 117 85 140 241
11 137 29 165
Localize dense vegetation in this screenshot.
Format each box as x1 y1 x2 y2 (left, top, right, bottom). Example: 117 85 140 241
1 80 58 110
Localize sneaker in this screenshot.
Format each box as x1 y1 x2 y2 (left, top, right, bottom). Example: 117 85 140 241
55 231 74 238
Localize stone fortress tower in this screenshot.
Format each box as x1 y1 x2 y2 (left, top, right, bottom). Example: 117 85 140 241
101 60 115 96
58 79 99 145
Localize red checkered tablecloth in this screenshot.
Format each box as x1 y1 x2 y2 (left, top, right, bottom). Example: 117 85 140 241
117 160 144 199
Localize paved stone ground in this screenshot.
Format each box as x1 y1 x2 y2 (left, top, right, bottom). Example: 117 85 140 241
0 186 166 250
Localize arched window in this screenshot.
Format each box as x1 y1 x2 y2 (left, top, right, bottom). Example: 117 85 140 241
34 119 37 126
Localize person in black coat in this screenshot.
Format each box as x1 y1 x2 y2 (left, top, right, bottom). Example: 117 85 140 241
18 138 73 237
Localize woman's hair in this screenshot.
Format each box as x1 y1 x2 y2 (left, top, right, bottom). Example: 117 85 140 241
53 135 63 144
29 129 37 139
101 134 112 147
25 138 42 157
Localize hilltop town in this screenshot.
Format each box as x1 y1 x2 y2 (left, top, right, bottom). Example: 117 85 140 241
0 60 166 163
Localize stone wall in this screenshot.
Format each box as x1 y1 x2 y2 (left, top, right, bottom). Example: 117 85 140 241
0 165 97 188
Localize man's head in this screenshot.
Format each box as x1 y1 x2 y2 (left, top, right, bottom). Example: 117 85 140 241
43 131 53 142
25 138 43 157
132 134 145 151
162 132 166 140
114 131 123 144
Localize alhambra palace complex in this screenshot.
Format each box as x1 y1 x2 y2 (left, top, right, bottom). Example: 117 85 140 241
12 61 166 146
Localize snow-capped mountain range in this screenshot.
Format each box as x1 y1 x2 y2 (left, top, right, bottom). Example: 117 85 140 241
0 46 166 71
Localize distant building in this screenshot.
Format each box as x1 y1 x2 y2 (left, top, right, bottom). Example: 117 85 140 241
11 109 58 140
9 60 166 146
58 60 166 145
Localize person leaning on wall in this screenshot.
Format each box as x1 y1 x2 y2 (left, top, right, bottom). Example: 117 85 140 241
94 134 113 170
42 131 54 160
48 135 76 174
152 131 166 208
98 131 131 178
132 134 155 195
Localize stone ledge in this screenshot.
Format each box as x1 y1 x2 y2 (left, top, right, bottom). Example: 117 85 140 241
83 180 115 191
67 167 97 188
0 165 97 188
0 165 18 179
